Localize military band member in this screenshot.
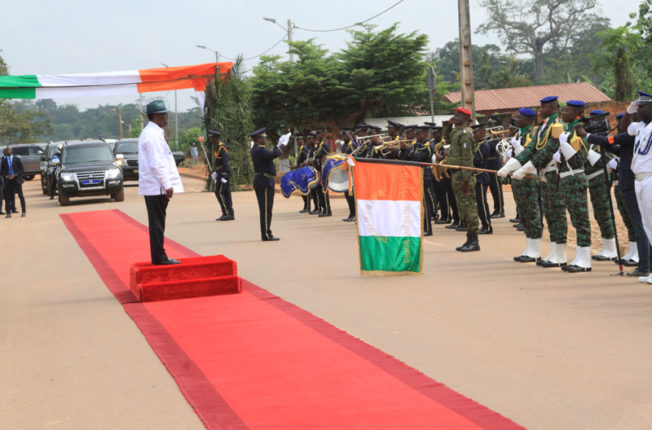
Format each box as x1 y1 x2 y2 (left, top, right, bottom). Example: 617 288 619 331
430 125 459 226
554 100 592 272
445 107 480 252
485 118 505 218
314 130 332 217
294 134 311 213
341 128 357 222
210 130 234 221
250 127 287 241
365 125 382 158
305 132 321 214
499 96 567 267
501 108 542 262
472 123 493 234
583 110 617 261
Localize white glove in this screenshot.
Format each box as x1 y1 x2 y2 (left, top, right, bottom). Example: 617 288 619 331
513 160 536 180
628 121 644 136
278 131 292 148
559 131 569 147
560 139 577 159
221 178 228 183
210 171 217 182
511 136 522 151
627 101 639 114
607 158 619 171
497 157 521 178
587 149 601 166
552 150 562 164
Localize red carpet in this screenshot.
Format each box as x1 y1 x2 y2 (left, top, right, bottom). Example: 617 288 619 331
61 209 523 429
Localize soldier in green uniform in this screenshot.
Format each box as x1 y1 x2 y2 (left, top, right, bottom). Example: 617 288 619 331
555 100 593 272
583 110 618 261
444 107 479 252
499 96 567 267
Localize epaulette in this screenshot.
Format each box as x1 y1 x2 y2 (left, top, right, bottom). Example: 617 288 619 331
550 123 563 139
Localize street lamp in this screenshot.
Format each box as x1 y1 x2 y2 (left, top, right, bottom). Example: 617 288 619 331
262 17 294 62
112 105 123 139
161 63 179 149
195 44 219 62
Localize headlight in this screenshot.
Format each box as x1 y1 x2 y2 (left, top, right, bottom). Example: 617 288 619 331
60 172 76 182
105 167 122 179
116 158 126 167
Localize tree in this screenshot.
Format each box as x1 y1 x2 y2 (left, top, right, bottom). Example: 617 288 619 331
591 24 642 100
477 0 608 79
204 57 254 189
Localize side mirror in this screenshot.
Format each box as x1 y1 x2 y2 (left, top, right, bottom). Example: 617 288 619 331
115 154 124 160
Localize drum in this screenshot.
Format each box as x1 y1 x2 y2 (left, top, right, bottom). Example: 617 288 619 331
321 154 350 193
292 166 320 195
280 171 298 198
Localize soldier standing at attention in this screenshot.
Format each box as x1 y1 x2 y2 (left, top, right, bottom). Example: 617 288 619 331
444 107 479 252
250 127 288 241
294 134 311 213
554 100 593 272
472 123 493 235
210 130 234 221
341 128 357 222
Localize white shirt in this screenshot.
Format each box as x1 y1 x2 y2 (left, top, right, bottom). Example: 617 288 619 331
138 121 184 196
632 121 652 175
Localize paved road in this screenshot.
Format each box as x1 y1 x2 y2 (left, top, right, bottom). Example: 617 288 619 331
2 176 652 429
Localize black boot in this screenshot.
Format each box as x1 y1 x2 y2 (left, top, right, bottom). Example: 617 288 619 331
459 232 480 252
456 232 472 251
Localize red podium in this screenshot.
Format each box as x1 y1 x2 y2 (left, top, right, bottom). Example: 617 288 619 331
129 255 242 302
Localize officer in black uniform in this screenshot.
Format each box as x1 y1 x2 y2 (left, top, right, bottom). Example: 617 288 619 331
485 118 505 218
472 123 493 234
210 130 234 221
340 128 357 222
250 127 286 241
294 134 311 213
313 129 332 217
399 126 435 235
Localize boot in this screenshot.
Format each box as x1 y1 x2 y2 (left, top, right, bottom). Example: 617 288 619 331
455 232 471 251
541 242 568 268
620 241 639 265
515 238 540 263
563 246 592 272
592 237 617 261
459 232 480 252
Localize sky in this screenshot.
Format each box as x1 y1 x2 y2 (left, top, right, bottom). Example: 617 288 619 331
0 0 639 112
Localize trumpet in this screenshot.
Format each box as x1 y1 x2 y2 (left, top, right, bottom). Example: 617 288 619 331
355 133 388 141
373 139 415 152
490 128 512 137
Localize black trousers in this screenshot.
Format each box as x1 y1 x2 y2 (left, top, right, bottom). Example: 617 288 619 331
255 185 274 240
344 190 355 217
301 194 310 211
487 173 504 214
424 182 434 234
5 179 25 213
310 188 319 212
145 195 169 264
317 185 331 214
443 177 459 223
475 182 491 229
215 179 234 216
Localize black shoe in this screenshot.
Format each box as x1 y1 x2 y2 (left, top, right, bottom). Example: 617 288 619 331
222 215 235 221
478 226 493 235
540 260 567 268
21 212 25 218
309 209 320 215
342 216 356 222
514 255 540 263
509 217 520 223
515 224 524 231
445 222 459 230
455 225 467 232
262 235 280 241
424 231 433 236
5 213 11 218
216 214 228 221
50 196 54 200
623 259 639 267
155 258 181 265
318 212 332 217
562 264 591 273
456 232 472 251
592 254 616 261
435 219 450 225
299 208 309 213
490 212 505 219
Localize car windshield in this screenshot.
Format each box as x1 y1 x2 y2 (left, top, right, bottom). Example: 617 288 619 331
116 141 138 154
63 145 114 165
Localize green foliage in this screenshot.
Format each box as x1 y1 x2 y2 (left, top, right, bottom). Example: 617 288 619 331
204 56 254 189
591 24 642 100
181 127 202 154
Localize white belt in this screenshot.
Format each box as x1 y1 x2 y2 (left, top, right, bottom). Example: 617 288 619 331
586 170 604 181
635 172 652 181
544 161 557 173
559 168 584 179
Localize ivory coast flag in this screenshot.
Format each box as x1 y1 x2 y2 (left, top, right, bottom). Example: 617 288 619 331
0 62 233 111
353 159 423 275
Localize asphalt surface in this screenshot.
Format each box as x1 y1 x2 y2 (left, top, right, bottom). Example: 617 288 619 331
3 176 652 429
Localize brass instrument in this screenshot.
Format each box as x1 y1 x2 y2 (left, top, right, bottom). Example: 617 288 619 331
490 128 512 137
354 133 388 141
373 139 414 153
496 137 514 158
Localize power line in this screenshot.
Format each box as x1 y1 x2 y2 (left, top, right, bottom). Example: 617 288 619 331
294 0 405 33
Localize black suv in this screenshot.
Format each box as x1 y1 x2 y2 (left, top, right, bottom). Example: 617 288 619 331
56 140 124 206
113 138 139 180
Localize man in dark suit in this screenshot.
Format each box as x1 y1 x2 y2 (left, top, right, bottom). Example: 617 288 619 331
1 146 26 218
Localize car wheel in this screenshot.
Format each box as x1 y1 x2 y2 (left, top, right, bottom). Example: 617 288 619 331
58 192 70 206
114 188 125 202
24 175 34 181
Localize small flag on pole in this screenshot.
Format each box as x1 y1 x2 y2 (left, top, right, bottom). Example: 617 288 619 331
352 159 423 275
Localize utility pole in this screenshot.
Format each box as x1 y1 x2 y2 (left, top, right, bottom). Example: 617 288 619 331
458 0 475 117
287 19 294 63
117 104 123 139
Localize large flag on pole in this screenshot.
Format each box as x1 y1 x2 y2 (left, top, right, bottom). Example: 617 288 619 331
352 158 423 275
0 62 233 111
